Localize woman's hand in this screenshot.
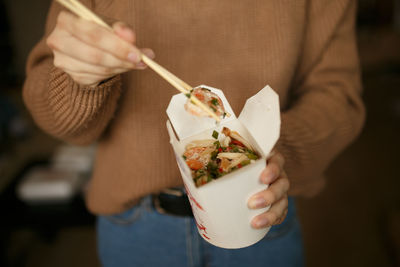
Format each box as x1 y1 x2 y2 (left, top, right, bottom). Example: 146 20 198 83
46 11 155 86
247 151 290 229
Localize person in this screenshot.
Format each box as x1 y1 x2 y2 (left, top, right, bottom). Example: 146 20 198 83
23 0 365 266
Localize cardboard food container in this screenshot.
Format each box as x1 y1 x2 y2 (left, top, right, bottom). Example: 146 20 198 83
166 85 280 249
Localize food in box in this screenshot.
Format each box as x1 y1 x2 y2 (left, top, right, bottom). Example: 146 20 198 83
183 127 260 187
166 85 280 249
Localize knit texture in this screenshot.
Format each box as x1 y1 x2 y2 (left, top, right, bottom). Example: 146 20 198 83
23 0 365 215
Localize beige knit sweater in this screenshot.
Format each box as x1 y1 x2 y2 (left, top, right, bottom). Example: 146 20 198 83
23 0 365 215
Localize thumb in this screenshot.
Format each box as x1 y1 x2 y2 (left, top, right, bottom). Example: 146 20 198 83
113 22 136 44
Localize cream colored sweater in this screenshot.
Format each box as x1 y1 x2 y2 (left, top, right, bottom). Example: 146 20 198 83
23 0 365 215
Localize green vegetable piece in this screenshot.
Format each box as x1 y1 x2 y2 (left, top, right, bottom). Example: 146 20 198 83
212 130 219 139
194 169 205 179
211 98 219 106
240 160 251 166
194 174 202 180
211 150 218 160
182 155 187 160
185 93 191 98
206 162 220 179
213 140 221 148
230 145 240 153
246 153 259 160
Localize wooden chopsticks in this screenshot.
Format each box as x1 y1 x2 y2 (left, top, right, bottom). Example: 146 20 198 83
55 0 221 122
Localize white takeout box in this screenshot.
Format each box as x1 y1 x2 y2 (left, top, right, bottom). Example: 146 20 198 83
166 85 280 249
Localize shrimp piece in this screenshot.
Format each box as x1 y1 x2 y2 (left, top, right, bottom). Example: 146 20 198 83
183 147 206 159
185 88 226 118
184 146 212 170
222 127 254 150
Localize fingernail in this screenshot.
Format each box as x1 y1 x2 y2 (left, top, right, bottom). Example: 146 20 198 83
147 50 155 59
114 23 127 33
127 52 140 63
248 196 266 209
253 217 269 228
123 28 135 40
136 62 146 68
121 25 130 33
118 24 127 31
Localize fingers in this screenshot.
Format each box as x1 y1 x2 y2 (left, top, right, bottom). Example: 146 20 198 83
248 151 288 210
251 195 288 229
47 11 156 86
248 149 290 229
140 48 155 59
113 22 135 43
248 172 290 209
50 33 155 70
259 151 285 184
53 50 129 76
135 48 156 68
111 23 156 61
48 22 135 69
56 11 141 64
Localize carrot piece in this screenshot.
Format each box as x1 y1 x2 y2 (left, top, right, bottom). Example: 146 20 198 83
186 159 204 170
194 91 205 101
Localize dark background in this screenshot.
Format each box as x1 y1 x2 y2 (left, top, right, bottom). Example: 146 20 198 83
0 0 399 266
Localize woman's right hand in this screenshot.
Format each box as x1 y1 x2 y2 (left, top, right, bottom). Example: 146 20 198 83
46 11 154 86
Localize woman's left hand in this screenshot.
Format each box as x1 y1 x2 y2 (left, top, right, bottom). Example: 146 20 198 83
247 150 290 229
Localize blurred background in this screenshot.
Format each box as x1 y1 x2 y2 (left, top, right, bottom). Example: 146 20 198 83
0 0 399 266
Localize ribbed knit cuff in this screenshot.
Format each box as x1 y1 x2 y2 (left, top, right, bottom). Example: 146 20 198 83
46 67 122 138
48 67 120 109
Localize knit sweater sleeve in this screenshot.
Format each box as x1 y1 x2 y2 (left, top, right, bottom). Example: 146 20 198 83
278 0 365 196
23 1 122 145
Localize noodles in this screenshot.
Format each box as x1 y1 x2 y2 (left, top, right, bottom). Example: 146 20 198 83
183 127 260 187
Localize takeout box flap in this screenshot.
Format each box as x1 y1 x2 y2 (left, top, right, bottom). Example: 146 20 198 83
166 85 236 141
238 85 280 156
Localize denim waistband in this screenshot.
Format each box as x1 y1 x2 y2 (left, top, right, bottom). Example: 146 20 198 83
105 195 297 236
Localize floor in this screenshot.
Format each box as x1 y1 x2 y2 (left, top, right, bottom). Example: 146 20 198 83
2 27 400 267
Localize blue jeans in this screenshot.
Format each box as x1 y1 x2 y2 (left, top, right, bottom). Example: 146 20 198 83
97 196 304 267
